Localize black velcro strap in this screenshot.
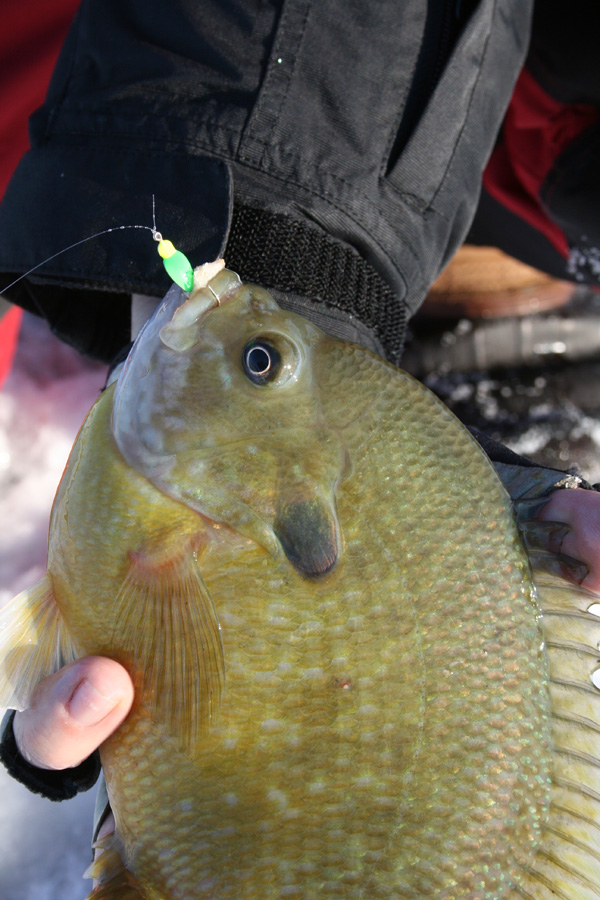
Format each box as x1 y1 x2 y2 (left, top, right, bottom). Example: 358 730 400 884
226 204 406 364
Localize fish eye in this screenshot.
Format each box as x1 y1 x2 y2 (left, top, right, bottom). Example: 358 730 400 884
242 339 282 385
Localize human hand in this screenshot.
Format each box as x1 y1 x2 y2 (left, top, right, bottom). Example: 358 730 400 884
539 488 600 594
13 656 134 770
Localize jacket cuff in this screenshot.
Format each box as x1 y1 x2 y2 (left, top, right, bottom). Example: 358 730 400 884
0 709 101 801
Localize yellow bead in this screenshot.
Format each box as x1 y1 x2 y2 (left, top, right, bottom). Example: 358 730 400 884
157 239 176 260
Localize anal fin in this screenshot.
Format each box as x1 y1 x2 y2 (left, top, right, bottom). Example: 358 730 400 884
0 573 77 710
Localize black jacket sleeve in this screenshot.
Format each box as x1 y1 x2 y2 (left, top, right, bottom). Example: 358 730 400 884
0 710 101 801
0 0 532 365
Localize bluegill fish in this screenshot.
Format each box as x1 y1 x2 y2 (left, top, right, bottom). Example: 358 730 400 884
1 262 600 900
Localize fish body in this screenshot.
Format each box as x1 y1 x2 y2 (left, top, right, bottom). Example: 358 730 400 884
1 266 600 900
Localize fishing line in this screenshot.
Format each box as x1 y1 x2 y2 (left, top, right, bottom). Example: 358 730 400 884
0 195 195 294
0 224 155 294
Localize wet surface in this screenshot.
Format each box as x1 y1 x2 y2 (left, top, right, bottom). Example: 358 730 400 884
402 287 600 484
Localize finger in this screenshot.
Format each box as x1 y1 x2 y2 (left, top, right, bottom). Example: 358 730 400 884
538 489 600 594
13 657 134 771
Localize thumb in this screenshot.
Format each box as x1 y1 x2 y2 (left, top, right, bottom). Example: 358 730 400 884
13 656 134 770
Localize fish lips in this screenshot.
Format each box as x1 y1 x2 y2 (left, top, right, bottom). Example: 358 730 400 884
273 497 339 578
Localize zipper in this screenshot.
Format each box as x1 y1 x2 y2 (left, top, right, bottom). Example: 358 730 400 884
388 0 476 165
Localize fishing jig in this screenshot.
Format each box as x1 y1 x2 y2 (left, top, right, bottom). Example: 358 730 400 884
153 233 194 292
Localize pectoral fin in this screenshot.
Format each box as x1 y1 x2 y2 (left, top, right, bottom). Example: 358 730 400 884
0 573 77 710
114 546 225 751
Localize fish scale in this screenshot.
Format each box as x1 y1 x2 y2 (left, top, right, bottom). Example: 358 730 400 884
1 267 599 899
90 370 548 897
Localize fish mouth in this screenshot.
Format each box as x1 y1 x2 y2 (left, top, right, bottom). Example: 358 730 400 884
158 266 242 352
273 498 339 578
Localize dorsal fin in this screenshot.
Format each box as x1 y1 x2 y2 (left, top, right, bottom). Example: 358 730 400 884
499 562 600 898
492 462 600 898
525 572 600 899
114 546 225 751
0 574 78 710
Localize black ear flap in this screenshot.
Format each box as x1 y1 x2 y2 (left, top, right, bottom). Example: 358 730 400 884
274 497 339 578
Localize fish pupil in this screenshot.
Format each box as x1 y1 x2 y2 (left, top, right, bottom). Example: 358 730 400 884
243 340 282 385
248 346 270 375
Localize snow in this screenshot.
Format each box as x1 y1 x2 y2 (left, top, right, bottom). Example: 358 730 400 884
0 313 107 900
0 783 96 900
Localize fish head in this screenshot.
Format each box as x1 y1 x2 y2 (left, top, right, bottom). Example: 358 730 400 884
112 267 347 576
